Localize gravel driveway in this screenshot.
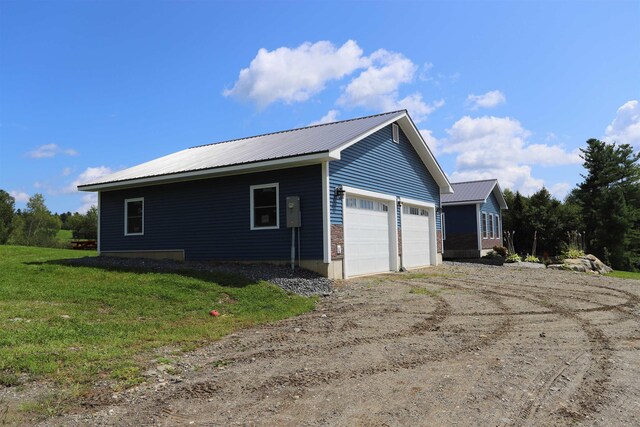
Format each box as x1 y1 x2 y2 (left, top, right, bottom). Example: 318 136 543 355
42 264 640 426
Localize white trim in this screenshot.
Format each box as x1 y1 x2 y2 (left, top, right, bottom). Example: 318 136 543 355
97 191 101 254
481 211 488 239
399 201 405 270
250 183 280 230
441 211 446 241
78 153 335 192
397 196 435 209
341 185 397 202
489 213 495 239
476 204 482 251
340 190 347 279
392 123 400 143
321 162 330 264
328 114 404 159
124 197 144 236
441 200 485 207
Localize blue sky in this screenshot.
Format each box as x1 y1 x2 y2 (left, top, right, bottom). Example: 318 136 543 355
1 0 639 213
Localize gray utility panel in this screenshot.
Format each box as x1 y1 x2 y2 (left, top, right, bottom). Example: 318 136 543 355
286 196 301 228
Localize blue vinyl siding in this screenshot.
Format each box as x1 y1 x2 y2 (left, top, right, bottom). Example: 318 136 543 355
442 204 477 234
480 191 501 217
100 165 323 261
329 124 441 229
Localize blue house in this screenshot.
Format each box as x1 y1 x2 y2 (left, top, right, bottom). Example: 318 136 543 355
79 110 453 279
441 179 508 259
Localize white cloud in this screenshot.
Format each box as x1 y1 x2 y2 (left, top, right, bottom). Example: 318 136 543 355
65 166 113 194
9 190 30 203
338 49 443 123
550 182 571 200
465 90 506 110
77 194 97 214
309 110 340 126
604 100 640 149
420 129 439 154
62 167 72 176
224 40 367 108
27 144 79 158
442 116 580 195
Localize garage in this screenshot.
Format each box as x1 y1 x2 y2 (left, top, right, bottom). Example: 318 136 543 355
401 204 430 269
344 193 396 277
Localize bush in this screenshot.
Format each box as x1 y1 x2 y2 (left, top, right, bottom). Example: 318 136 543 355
524 254 541 263
482 250 502 259
493 246 508 257
561 248 585 259
505 253 522 263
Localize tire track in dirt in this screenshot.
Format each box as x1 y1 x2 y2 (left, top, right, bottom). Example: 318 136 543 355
432 275 615 426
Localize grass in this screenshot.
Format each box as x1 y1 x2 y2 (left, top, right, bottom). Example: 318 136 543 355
55 229 72 242
408 286 443 297
608 270 640 281
0 245 315 397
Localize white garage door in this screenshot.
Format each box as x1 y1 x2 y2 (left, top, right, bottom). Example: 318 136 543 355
402 205 430 269
344 196 391 276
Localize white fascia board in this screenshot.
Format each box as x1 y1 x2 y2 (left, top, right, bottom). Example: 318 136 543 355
341 186 397 202
492 182 509 209
78 152 335 192
398 197 436 209
327 112 406 159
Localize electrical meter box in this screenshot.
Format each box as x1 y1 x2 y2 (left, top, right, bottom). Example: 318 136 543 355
286 196 301 228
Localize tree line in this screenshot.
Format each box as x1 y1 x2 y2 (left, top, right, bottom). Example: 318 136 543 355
502 138 640 271
0 191 97 248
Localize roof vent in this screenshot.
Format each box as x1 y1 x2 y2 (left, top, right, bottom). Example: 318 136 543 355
392 123 400 144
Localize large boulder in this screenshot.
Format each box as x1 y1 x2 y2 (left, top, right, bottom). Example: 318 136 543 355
549 254 613 274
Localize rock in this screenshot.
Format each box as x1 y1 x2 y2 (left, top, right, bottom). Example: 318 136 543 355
554 254 613 275
293 328 301 333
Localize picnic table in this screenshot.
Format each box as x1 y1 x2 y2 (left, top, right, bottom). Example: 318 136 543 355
71 240 97 250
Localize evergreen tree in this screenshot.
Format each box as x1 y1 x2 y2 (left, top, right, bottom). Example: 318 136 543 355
576 139 640 270
0 190 15 244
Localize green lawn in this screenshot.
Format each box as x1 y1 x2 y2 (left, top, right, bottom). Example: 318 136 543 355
608 270 640 280
0 245 315 392
55 229 72 242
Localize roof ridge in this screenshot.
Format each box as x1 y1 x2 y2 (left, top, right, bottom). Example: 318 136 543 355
451 178 497 185
188 110 407 150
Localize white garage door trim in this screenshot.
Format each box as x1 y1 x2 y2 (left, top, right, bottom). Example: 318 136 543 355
399 197 437 268
341 186 398 279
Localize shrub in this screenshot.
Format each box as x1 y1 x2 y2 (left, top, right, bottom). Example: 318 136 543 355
505 253 522 263
561 248 585 259
524 254 541 263
493 246 508 257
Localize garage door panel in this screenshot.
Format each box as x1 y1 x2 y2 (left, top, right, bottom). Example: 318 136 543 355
345 197 391 277
402 206 430 268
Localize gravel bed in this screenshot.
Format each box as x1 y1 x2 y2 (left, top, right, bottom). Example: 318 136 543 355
62 256 333 297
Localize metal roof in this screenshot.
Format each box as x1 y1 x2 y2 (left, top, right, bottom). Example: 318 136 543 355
441 179 508 209
78 110 453 194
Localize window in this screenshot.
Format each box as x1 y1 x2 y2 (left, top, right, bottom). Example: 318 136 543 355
442 212 446 240
392 123 400 143
346 197 389 212
496 216 500 239
402 205 428 216
481 212 487 238
489 214 494 239
250 183 279 229
124 198 144 236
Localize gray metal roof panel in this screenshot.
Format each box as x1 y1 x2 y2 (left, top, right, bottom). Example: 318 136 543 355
80 111 406 187
441 179 498 204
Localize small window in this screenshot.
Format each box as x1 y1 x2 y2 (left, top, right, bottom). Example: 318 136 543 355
347 197 388 212
481 212 487 239
402 205 428 216
125 198 144 236
250 183 279 229
496 216 500 239
489 214 494 239
392 123 400 143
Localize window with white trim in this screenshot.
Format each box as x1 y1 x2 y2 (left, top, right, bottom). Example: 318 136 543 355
124 198 144 236
250 183 279 229
489 214 494 239
496 216 501 239
481 212 487 238
402 205 428 216
392 123 400 143
346 197 388 212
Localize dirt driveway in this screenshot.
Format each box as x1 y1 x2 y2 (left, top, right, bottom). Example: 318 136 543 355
43 263 640 426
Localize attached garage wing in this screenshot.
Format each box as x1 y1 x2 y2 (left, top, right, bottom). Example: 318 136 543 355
401 205 430 269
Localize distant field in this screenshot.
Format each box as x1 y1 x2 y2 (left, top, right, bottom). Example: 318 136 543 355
56 229 73 241
608 270 640 281
0 245 315 400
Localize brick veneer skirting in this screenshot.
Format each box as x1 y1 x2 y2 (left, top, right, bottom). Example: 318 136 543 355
482 236 503 249
331 224 344 260
437 230 442 254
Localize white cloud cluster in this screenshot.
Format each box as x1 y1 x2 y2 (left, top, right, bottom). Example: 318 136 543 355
309 110 340 126
65 166 113 194
604 100 640 149
466 90 506 110
441 116 580 195
9 190 30 203
225 40 442 123
78 194 97 214
27 144 78 158
223 40 367 108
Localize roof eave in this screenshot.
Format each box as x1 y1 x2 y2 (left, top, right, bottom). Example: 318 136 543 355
78 151 335 192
